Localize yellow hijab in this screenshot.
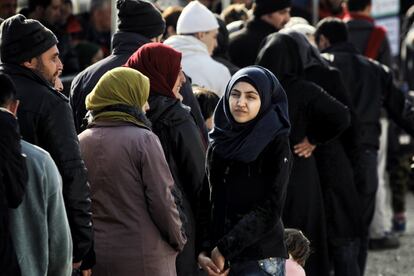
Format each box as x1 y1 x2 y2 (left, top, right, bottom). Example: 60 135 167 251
85 67 150 127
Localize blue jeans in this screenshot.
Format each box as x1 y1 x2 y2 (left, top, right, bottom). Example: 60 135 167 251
229 258 286 276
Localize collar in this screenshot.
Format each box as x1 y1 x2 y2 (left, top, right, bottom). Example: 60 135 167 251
343 12 375 23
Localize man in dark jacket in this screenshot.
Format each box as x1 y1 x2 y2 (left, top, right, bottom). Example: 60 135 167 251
0 14 93 272
0 73 27 276
344 0 392 67
23 0 80 74
228 0 291 68
315 17 414 275
69 0 165 133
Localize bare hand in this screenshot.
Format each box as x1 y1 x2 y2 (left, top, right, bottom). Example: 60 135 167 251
198 251 229 276
54 77 64 93
82 269 92 276
294 137 316 158
73 261 82 269
211 247 227 273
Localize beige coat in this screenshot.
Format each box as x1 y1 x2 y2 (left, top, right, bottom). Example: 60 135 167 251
79 121 186 276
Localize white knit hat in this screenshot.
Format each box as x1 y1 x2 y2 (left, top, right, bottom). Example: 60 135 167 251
176 1 219 34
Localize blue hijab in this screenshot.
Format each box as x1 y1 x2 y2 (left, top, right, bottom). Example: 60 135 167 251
209 65 290 163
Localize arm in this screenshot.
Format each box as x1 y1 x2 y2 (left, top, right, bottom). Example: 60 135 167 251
172 119 207 210
0 113 27 208
38 98 93 263
45 154 73 275
306 84 351 144
215 135 292 261
141 133 187 251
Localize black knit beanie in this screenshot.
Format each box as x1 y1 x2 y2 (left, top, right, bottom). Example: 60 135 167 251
117 0 166 39
254 0 291 17
0 14 58 64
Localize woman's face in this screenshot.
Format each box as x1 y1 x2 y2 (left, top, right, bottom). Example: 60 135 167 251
229 81 261 123
172 69 186 101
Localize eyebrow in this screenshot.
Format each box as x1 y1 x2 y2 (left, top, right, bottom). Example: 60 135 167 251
232 88 259 95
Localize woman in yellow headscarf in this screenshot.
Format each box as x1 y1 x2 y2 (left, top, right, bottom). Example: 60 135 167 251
79 67 187 276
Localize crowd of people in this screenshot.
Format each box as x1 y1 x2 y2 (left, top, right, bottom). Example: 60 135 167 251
2 0 414 276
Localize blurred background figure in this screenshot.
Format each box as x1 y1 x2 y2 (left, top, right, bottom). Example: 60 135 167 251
193 86 220 131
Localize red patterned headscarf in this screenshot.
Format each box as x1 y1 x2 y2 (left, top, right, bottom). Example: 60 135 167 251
125 42 182 98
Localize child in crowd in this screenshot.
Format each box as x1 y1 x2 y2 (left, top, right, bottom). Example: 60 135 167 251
193 86 220 131
284 228 311 276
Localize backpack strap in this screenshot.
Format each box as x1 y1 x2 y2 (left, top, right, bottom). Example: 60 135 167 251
364 26 387 59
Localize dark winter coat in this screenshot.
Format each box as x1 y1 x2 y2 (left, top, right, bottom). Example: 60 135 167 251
228 18 278 68
203 134 292 262
147 94 207 276
304 65 363 242
322 42 414 150
0 63 93 265
70 31 150 133
256 33 351 276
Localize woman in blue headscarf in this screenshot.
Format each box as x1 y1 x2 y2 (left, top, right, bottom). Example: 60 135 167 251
197 66 292 276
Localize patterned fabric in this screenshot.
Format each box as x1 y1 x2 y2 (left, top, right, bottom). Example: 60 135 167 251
258 257 286 276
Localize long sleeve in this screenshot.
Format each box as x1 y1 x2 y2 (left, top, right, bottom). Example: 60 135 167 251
38 99 93 263
141 133 187 252
171 118 207 210
45 156 73 276
215 136 292 260
305 83 351 145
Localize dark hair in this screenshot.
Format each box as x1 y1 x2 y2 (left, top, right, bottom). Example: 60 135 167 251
221 4 248 25
347 0 371 12
0 73 17 107
193 86 220 120
284 228 311 267
315 17 348 45
162 6 183 39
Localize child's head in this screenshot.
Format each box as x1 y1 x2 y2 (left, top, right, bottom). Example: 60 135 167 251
193 86 220 131
284 228 311 267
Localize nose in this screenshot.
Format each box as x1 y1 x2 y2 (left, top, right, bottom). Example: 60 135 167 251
236 95 246 107
57 57 64 71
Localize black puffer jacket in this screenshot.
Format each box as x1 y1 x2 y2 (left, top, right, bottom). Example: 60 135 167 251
70 31 150 133
0 63 93 264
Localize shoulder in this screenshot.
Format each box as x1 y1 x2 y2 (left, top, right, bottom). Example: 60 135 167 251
21 140 56 171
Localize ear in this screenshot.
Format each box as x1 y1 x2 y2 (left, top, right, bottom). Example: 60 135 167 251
8 99 19 116
194 32 204 40
22 57 38 70
167 26 176 37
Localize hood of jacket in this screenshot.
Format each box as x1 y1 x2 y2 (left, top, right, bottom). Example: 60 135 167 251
164 35 209 58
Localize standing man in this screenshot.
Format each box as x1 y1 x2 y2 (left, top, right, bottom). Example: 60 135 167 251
344 0 392 67
228 0 291 67
315 17 414 275
164 1 231 97
0 14 94 272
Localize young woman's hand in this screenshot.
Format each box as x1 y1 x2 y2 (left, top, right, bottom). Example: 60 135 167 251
198 251 229 276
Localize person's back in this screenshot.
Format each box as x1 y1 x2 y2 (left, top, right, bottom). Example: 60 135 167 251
344 0 392 66
228 0 291 68
70 0 166 133
9 140 73 276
